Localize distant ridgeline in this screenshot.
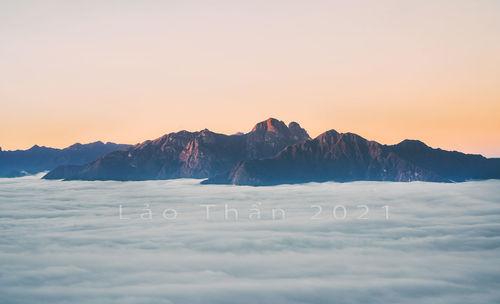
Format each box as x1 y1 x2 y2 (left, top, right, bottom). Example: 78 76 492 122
41 118 500 185
0 142 130 177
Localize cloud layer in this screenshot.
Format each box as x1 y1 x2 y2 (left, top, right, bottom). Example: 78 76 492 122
1 175 500 303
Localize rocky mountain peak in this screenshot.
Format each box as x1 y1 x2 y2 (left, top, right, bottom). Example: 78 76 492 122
316 129 340 143
200 128 212 136
251 118 288 134
28 145 42 151
396 139 429 150
288 121 311 140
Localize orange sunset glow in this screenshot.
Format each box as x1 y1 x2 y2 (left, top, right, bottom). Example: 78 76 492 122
1 1 499 156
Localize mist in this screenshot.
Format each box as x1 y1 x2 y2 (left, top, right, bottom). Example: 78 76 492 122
1 175 499 303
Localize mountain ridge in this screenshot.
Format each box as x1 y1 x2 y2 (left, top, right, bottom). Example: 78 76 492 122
40 118 500 184
0 141 130 177
203 128 500 185
43 118 310 180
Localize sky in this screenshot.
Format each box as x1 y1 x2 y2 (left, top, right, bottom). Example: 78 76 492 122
1 0 499 156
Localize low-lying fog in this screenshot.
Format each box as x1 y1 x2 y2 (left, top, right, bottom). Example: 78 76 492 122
1 175 499 303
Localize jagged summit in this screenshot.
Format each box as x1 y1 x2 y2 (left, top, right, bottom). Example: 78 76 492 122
250 118 310 140
289 121 311 141
251 118 288 133
316 129 339 140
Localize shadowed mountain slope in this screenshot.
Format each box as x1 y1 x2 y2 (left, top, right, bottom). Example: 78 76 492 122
0 142 130 177
202 130 500 185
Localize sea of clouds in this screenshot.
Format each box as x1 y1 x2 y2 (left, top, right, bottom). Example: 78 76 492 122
1 174 500 304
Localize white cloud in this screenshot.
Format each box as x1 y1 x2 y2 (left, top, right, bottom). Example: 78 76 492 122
0 177 500 303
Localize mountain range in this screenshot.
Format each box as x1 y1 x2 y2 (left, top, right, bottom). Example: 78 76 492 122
41 118 500 185
0 142 130 177
203 130 500 185
43 118 310 180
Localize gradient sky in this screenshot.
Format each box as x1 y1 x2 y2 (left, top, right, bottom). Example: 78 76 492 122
1 0 499 156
